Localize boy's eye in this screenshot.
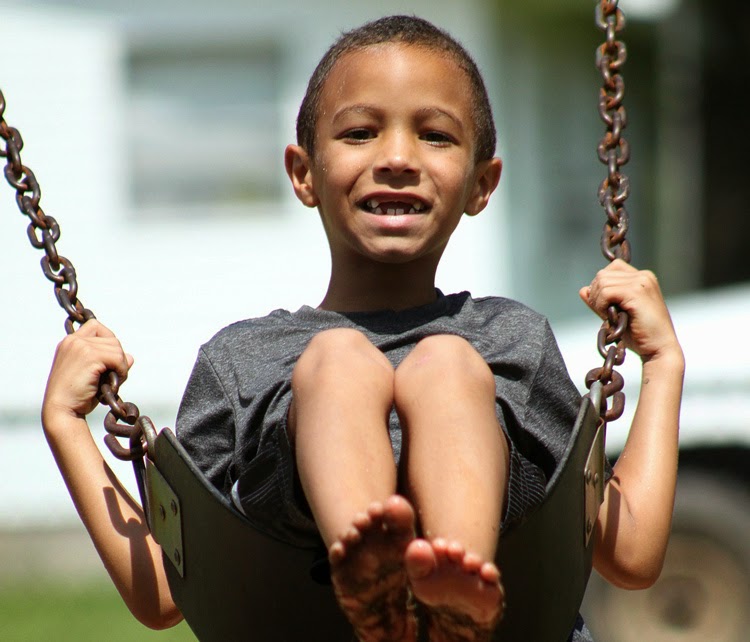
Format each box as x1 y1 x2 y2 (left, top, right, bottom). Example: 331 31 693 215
341 128 375 142
421 131 455 145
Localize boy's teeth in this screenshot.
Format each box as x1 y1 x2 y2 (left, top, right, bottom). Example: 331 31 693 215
364 198 426 214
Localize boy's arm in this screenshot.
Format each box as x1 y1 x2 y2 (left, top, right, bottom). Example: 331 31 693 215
579 260 685 590
42 320 182 629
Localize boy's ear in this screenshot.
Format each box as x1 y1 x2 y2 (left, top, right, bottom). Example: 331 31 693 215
285 144 319 208
464 157 502 217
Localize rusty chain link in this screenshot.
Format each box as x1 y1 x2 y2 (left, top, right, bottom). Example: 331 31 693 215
586 0 632 423
0 89 149 461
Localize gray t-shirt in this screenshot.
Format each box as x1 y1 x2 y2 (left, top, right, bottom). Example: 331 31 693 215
176 291 595 641
177 292 581 532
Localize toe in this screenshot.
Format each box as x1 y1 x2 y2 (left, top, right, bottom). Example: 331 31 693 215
445 540 466 563
329 540 346 565
479 561 501 585
405 539 437 580
383 495 416 532
352 511 373 532
462 552 483 574
366 501 385 521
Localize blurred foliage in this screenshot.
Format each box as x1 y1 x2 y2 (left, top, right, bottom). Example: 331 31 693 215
0 581 196 641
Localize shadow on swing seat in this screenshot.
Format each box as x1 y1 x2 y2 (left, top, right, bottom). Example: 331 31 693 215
140 384 605 642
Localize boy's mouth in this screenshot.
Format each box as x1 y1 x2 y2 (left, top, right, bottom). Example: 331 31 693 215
359 197 429 215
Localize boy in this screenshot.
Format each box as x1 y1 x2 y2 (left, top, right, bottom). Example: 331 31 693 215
42 15 684 642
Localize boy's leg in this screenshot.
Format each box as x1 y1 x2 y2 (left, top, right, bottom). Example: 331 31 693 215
288 328 417 642
289 327 397 543
394 335 509 641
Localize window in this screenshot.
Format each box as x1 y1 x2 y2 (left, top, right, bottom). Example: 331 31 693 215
127 41 283 215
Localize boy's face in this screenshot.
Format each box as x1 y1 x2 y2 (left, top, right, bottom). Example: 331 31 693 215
286 43 501 270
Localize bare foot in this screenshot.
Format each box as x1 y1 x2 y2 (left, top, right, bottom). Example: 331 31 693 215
405 538 504 642
329 495 418 642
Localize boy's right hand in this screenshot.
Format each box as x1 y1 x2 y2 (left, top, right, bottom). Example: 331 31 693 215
43 320 133 424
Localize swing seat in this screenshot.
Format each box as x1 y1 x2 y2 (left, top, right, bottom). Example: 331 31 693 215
142 385 604 642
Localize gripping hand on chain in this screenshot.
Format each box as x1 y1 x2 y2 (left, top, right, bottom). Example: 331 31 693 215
43 320 133 426
579 259 682 365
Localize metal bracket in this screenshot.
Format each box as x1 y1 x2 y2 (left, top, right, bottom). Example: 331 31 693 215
146 460 185 577
584 419 606 547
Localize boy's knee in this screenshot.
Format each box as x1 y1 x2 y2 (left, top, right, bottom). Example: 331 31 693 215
301 328 378 359
396 334 495 394
292 328 392 390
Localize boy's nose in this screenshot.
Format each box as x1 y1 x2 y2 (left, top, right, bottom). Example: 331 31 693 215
373 132 420 178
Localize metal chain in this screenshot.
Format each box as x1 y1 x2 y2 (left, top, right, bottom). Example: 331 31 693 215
586 0 632 423
0 89 149 461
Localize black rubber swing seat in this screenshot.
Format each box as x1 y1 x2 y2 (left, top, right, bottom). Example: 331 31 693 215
141 384 605 642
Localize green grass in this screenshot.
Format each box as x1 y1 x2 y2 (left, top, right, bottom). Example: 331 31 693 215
0 580 196 642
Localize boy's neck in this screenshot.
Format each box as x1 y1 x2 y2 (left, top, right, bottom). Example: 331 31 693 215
319 262 439 313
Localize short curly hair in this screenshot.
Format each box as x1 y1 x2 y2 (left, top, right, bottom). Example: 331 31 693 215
295 15 497 162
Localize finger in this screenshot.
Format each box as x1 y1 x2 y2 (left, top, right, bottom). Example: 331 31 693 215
592 272 662 317
579 285 606 320
105 351 132 383
75 318 117 340
582 278 618 319
604 258 637 274
57 334 132 383
97 344 132 383
77 323 131 378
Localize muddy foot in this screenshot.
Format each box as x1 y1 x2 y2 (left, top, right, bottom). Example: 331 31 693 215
329 495 418 642
405 538 504 642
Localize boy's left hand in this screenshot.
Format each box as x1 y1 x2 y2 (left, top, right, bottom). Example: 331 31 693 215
579 259 681 363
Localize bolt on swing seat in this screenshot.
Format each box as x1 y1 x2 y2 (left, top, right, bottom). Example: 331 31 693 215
135 383 605 642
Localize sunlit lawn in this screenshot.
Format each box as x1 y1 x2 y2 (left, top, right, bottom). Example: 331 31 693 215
0 581 196 642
